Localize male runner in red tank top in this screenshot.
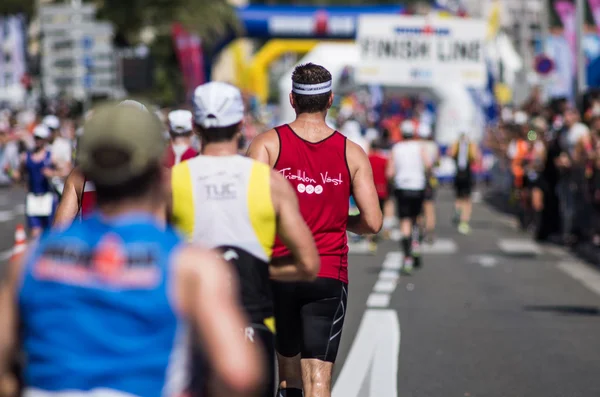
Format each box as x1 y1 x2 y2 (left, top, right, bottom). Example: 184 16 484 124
247 63 382 397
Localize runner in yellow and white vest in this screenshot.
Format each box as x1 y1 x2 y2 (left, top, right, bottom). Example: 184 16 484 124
169 81 320 397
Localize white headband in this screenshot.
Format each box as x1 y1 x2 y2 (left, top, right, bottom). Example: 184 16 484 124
292 80 332 96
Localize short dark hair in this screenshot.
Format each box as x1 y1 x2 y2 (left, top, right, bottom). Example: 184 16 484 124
92 156 161 206
291 63 332 114
195 121 242 144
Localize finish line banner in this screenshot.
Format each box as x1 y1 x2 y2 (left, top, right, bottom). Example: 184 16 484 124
356 15 487 89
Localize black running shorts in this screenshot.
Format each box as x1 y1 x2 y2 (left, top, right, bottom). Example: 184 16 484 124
454 170 473 199
190 323 275 397
271 277 348 363
394 189 425 219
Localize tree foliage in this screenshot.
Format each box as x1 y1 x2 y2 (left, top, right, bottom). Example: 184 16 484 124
0 0 35 18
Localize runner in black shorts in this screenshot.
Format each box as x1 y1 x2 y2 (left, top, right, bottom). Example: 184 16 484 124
271 277 347 363
247 63 382 397
449 133 480 235
388 120 431 273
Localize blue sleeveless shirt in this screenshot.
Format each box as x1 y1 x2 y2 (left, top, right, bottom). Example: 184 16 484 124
25 151 52 194
18 212 188 397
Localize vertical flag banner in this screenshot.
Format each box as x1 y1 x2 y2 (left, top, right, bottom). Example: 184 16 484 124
8 15 26 87
554 0 577 73
588 0 600 34
0 17 5 89
172 23 205 98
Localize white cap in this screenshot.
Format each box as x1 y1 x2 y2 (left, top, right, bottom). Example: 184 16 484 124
400 120 415 136
119 100 148 112
418 123 432 139
514 111 528 125
168 109 193 134
193 82 245 129
33 124 51 139
42 115 60 130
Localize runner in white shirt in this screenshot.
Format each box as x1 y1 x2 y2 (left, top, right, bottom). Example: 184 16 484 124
42 115 73 195
387 120 431 274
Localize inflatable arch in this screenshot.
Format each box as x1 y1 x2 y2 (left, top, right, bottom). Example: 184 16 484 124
205 5 406 82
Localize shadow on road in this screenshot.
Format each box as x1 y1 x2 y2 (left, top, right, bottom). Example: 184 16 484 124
523 305 600 317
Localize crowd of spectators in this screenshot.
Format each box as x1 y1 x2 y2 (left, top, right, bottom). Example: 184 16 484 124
486 87 600 250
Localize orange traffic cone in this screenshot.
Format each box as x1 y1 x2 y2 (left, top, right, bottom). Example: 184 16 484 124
11 224 27 262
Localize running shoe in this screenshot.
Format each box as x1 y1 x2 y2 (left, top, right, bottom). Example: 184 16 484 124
368 241 378 254
458 222 471 235
401 257 414 275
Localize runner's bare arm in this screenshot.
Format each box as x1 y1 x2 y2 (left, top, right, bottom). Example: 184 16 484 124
347 140 383 235
0 251 23 384
53 167 85 229
246 129 280 167
421 146 432 171
386 149 396 180
175 246 264 396
269 171 320 282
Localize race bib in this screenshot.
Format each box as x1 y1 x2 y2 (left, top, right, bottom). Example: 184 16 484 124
26 193 54 217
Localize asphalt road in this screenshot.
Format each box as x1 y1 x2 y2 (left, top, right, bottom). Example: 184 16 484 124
2 186 600 396
332 188 600 397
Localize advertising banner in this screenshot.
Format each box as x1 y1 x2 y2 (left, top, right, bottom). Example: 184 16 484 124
172 23 205 99
355 15 487 89
588 0 600 35
554 0 576 73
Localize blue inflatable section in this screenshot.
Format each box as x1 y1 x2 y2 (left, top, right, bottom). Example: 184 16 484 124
205 5 405 81
237 5 405 39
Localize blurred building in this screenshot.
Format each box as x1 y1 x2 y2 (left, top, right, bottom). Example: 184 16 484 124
0 15 28 106
463 0 548 103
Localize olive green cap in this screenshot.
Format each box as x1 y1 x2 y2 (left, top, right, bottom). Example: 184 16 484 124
78 102 165 186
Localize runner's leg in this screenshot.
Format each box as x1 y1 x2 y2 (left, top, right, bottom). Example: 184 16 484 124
272 281 303 394
299 279 347 397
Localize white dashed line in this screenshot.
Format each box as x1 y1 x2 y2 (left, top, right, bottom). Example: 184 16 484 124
366 293 392 308
557 261 600 297
498 239 542 255
379 269 401 281
373 279 397 293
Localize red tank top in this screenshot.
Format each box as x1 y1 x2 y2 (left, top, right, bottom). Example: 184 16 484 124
80 179 96 219
368 153 388 199
163 145 198 168
273 124 351 283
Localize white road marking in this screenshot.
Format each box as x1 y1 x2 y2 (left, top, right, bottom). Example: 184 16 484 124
557 261 600 297
0 210 15 222
473 255 498 268
0 248 12 261
348 240 371 254
332 310 400 397
366 293 391 308
379 269 400 281
0 205 25 223
383 251 403 270
546 246 569 258
370 310 400 397
422 238 457 254
373 279 397 293
498 239 542 255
